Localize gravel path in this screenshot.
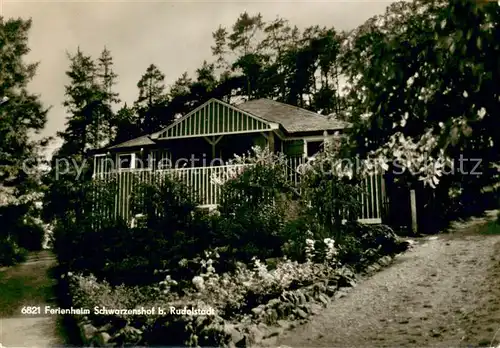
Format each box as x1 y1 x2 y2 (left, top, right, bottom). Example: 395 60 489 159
263 215 500 348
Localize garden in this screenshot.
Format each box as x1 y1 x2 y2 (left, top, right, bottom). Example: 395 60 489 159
53 146 409 347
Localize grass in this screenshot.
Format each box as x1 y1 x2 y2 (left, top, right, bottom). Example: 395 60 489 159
480 221 500 236
0 251 56 317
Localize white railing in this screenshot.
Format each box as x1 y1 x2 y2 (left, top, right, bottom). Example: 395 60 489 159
93 160 385 225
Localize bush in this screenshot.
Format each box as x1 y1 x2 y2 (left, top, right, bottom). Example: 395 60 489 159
67 240 342 323
338 222 407 268
280 213 327 262
15 217 46 251
54 146 408 289
299 150 363 239
53 175 216 286
214 147 291 263
0 238 27 267
0 203 45 251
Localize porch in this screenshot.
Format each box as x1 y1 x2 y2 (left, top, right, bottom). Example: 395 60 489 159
91 98 384 226
92 160 386 226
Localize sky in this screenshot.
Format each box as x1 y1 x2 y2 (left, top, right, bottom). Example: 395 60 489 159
2 0 392 154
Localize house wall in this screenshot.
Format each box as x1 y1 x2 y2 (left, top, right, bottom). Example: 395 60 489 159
283 139 304 157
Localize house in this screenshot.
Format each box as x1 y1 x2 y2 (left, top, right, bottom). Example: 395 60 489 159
92 98 385 224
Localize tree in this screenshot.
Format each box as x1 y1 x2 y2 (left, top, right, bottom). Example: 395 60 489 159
169 72 192 99
211 26 230 70
211 12 268 100
0 17 49 253
43 48 102 223
96 47 120 145
189 61 218 106
260 17 296 100
135 64 169 133
113 103 139 144
209 13 344 109
342 0 500 220
0 17 48 202
58 48 101 156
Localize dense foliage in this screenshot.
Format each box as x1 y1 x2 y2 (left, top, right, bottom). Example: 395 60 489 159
0 203 45 251
0 238 27 267
53 176 211 286
0 17 49 263
342 0 500 221
214 147 292 263
52 145 396 290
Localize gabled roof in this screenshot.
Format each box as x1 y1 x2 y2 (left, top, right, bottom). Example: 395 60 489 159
150 98 278 140
237 98 350 133
101 98 350 152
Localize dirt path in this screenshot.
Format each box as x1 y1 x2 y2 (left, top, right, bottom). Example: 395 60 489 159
0 251 68 347
263 215 500 348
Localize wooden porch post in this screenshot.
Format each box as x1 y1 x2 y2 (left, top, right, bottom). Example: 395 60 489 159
260 132 276 152
267 131 275 152
204 136 224 160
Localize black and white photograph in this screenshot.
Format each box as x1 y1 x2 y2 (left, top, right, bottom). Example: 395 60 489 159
1 0 500 346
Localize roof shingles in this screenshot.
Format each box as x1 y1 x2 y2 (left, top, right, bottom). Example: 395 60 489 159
237 98 349 133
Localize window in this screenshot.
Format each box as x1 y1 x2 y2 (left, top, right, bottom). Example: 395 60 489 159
307 141 323 158
118 154 134 169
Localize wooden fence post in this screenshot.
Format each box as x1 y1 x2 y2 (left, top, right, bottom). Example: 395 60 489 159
410 189 418 234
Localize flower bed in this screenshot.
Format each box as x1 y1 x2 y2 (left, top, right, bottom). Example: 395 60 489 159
66 234 409 347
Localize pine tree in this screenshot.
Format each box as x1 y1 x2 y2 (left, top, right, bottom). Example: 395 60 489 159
114 103 140 144
135 64 168 133
96 47 120 145
58 48 101 156
43 48 102 223
169 72 192 99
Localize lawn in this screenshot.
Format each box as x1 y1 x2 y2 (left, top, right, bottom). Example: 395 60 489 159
0 251 57 317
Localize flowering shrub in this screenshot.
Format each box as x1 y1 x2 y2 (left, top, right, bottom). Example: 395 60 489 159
155 239 340 315
69 236 342 321
212 146 292 263
211 146 289 187
0 200 46 252
299 147 363 238
65 220 408 347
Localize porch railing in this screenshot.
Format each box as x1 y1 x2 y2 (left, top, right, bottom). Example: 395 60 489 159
92 159 385 225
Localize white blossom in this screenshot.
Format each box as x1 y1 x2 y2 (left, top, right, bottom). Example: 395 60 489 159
192 276 205 291
477 107 486 120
